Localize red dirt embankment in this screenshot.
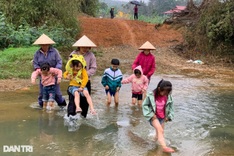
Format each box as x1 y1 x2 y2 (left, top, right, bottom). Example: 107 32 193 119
78 16 234 89
78 16 183 48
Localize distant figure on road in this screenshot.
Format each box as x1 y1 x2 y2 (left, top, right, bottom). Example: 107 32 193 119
110 7 115 19
134 5 138 20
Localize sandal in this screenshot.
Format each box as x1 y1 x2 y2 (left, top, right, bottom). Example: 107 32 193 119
76 107 82 113
162 147 175 153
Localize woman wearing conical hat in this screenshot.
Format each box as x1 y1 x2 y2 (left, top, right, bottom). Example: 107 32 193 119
67 35 97 118
132 41 156 83
69 35 97 93
32 34 67 108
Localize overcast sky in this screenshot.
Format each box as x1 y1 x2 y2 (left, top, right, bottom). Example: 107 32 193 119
115 0 149 3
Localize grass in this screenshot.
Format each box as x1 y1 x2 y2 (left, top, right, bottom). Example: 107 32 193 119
0 47 38 79
130 15 168 24
0 46 101 79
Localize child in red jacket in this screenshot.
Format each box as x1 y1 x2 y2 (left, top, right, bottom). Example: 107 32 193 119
132 41 156 82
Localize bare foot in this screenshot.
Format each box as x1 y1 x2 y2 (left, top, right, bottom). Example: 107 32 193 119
162 146 175 153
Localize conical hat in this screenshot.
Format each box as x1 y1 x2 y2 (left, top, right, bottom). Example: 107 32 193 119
33 34 55 45
72 35 97 47
138 41 156 50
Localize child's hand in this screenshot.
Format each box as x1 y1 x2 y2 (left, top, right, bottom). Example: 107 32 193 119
116 87 120 91
67 74 72 80
57 78 61 84
31 79 36 84
90 109 96 115
105 85 109 90
165 118 169 122
78 87 83 92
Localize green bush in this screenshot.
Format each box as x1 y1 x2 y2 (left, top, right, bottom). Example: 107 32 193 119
185 1 234 62
0 12 77 49
0 0 102 49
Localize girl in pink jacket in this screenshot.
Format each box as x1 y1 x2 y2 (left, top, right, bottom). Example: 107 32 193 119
122 65 148 106
31 63 62 110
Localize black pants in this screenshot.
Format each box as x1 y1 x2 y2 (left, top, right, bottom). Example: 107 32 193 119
134 13 138 20
67 80 91 118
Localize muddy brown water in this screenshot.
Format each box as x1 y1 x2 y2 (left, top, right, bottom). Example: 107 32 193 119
0 75 233 156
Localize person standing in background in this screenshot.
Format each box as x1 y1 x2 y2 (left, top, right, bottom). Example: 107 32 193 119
110 7 115 19
134 5 138 20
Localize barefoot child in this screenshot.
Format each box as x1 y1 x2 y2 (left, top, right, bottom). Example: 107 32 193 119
122 65 148 106
31 63 62 110
101 59 123 106
142 79 175 153
63 54 96 114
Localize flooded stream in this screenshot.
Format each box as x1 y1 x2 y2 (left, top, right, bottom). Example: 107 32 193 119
0 75 233 156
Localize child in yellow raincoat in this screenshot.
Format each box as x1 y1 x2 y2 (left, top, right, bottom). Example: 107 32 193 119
63 54 96 114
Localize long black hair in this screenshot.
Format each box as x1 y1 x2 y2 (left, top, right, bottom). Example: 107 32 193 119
153 79 172 99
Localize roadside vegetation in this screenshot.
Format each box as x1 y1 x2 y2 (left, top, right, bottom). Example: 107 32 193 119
0 0 233 79
177 0 234 64
0 0 99 49
0 0 99 79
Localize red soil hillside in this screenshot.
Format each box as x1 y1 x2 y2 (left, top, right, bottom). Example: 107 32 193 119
78 16 183 48
77 16 234 86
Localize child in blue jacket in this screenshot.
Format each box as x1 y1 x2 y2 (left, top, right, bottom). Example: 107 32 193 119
101 59 123 106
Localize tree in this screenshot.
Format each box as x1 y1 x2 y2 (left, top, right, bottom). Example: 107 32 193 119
81 0 99 17
99 2 109 17
0 0 83 27
148 0 176 15
180 0 234 63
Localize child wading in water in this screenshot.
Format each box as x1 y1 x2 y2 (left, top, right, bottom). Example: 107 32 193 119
31 63 62 110
142 79 175 153
122 65 148 106
63 54 96 114
101 59 123 106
